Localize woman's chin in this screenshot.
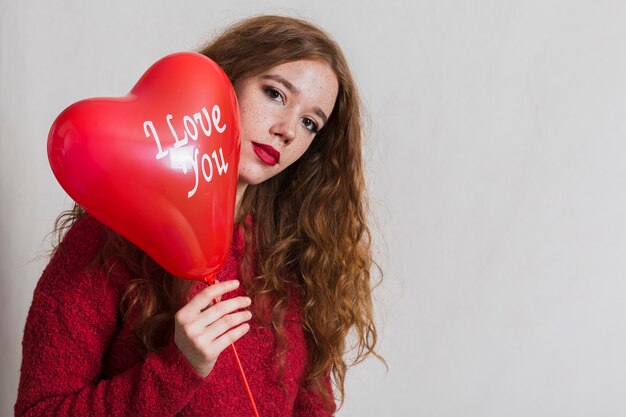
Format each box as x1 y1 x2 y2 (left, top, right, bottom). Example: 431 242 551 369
238 166 275 186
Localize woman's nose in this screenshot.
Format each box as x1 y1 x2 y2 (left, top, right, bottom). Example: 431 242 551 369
270 116 296 145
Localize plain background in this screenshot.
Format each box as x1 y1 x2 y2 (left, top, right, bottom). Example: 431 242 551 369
3 0 626 416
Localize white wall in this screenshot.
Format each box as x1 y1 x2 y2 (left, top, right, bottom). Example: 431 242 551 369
3 0 626 416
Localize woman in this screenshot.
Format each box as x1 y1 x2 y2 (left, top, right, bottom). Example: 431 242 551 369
16 15 380 416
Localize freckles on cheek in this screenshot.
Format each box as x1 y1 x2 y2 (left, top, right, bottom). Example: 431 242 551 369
241 107 264 133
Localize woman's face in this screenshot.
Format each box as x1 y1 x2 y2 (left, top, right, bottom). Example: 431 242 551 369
234 59 339 185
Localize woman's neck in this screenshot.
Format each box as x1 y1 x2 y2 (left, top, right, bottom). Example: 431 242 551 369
234 181 248 223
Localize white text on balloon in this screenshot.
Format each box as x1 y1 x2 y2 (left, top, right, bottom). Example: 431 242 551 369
143 105 229 198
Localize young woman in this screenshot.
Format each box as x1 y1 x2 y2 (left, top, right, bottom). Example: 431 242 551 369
16 15 380 417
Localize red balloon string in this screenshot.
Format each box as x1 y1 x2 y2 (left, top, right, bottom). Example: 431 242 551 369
209 285 260 417
229 343 261 417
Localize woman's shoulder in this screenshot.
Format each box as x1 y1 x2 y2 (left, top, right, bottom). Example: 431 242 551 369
55 214 107 259
35 214 128 306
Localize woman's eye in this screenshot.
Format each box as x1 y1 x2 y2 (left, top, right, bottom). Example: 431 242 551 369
302 117 318 134
264 87 283 103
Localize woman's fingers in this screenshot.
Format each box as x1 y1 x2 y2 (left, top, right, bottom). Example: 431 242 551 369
198 296 252 327
181 297 251 341
173 279 253 377
178 280 240 319
204 310 253 341
210 322 251 355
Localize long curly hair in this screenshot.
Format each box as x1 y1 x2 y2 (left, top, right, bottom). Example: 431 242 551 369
53 15 381 409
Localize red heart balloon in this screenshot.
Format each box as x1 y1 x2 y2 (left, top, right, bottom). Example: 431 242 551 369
48 52 240 283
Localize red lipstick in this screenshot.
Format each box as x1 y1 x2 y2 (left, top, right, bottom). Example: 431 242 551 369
252 142 280 166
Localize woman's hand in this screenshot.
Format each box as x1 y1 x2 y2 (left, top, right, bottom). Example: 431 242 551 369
174 279 252 377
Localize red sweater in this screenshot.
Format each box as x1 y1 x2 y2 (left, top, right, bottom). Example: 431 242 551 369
15 215 335 416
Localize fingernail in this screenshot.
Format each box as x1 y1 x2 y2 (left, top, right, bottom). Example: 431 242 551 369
245 297 251 305
231 280 240 287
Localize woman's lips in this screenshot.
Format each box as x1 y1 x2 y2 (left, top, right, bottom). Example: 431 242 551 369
252 142 280 166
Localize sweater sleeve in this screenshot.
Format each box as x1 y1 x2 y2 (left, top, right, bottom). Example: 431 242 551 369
14 216 206 417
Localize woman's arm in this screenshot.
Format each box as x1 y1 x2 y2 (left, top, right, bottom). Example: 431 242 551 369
16 292 205 416
14 223 207 417
15 278 207 417
15 215 252 417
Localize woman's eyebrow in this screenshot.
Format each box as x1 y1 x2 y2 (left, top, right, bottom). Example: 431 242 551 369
261 74 329 125
262 74 301 94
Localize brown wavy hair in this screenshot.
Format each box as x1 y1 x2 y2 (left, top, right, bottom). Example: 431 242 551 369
54 15 382 410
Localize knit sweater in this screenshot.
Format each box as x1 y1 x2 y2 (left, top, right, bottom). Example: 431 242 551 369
15 215 335 416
